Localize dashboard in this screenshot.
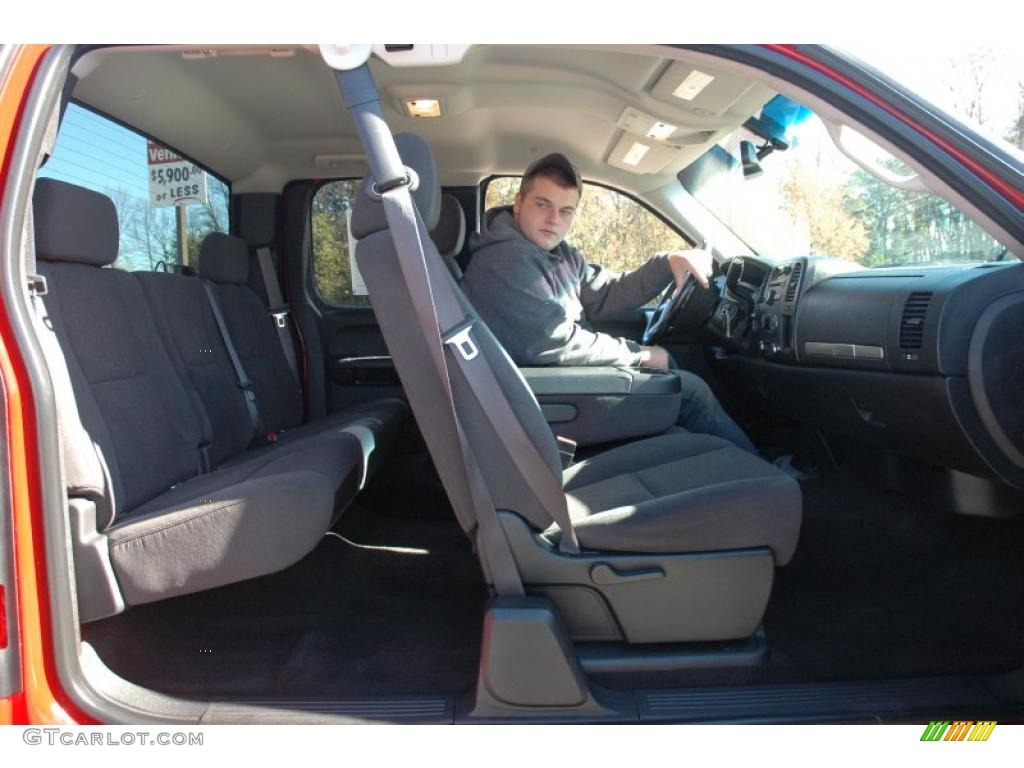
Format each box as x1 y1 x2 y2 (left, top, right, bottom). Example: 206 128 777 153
706 255 1024 491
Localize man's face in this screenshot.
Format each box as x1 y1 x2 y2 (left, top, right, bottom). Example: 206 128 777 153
512 174 580 251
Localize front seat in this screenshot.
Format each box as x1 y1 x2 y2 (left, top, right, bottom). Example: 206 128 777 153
351 133 802 645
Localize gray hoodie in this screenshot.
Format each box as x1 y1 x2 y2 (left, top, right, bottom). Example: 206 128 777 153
462 207 674 367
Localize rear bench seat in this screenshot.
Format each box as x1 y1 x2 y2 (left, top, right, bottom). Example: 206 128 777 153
32 178 406 618
194 232 408 485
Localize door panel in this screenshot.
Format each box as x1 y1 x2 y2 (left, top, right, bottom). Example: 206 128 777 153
318 307 404 409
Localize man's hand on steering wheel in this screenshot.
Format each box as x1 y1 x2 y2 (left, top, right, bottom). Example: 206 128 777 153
637 344 671 371
642 247 717 346
665 248 713 290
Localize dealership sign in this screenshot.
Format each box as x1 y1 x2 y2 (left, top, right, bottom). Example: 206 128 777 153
147 142 207 208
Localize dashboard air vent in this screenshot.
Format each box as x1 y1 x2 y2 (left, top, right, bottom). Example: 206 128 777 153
899 292 933 349
784 261 804 302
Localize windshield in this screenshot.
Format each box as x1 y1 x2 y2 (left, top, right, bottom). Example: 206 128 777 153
679 98 1011 268
840 44 1024 160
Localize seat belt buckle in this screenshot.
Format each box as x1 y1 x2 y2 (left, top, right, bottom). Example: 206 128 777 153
556 436 577 470
442 318 479 362
270 304 291 329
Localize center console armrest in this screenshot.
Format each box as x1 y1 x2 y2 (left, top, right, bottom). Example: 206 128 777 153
520 366 681 445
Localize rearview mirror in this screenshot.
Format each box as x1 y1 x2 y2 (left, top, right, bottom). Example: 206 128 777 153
740 141 763 179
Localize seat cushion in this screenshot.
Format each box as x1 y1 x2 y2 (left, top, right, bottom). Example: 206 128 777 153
223 397 409 487
109 431 364 605
562 433 802 564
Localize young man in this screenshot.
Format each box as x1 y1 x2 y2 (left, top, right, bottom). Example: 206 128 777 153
461 152 754 451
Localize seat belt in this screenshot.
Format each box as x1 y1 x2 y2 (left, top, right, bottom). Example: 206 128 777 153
201 280 264 442
255 245 301 386
376 186 524 594
378 186 581 556
337 64 578 593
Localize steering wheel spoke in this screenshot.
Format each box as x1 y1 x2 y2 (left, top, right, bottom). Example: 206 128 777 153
643 275 696 345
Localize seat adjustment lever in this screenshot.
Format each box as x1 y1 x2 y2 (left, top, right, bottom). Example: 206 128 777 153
590 562 665 585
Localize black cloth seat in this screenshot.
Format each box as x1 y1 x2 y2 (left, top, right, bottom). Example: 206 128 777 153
31 178 369 607
195 231 408 485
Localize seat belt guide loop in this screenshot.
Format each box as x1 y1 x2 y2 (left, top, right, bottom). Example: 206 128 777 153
442 318 479 362
238 380 256 401
368 167 421 201
27 273 48 296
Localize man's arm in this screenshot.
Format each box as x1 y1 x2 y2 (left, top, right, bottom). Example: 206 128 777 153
462 249 646 367
580 248 715 321
579 251 673 321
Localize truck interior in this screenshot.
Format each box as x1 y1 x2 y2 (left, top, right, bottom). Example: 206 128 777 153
3 44 1024 724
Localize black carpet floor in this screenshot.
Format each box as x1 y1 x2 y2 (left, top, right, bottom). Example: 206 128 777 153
85 468 1024 700
763 469 1024 682
83 500 487 699
595 469 1024 690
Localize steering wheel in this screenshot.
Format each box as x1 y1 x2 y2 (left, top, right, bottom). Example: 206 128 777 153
642 275 698 345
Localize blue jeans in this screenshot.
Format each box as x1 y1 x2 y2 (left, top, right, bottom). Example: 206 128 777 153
670 368 756 453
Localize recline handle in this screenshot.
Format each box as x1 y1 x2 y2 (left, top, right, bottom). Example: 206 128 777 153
590 562 665 585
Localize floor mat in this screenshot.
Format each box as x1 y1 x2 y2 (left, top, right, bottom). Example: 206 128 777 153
83 502 487 699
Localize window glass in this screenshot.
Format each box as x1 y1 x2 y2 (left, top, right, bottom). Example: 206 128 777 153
310 180 370 307
37 103 230 271
679 101 1008 267
839 45 1024 157
484 177 686 274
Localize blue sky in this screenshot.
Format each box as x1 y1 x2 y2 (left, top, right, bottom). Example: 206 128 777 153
39 104 152 204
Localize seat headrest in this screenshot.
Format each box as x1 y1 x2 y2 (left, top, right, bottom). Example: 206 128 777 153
198 232 249 285
351 133 441 239
33 178 119 266
430 195 466 257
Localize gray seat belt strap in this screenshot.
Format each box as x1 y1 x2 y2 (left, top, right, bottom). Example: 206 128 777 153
439 312 581 555
201 280 263 441
379 186 580 554
379 188 524 595
255 246 300 385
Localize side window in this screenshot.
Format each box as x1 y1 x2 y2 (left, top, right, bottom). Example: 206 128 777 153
484 177 687 273
310 180 370 308
37 103 230 272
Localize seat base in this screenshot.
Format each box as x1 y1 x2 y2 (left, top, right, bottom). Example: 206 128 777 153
575 626 768 674
470 596 627 720
501 512 775 644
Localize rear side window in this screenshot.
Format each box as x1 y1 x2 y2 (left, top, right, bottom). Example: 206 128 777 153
310 180 370 308
484 177 687 273
37 103 230 272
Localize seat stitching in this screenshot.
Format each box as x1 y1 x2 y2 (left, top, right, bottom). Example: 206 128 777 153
568 443 736 488
110 498 245 547
653 443 734 466
634 445 749 480
89 372 151 387
630 471 657 500
579 476 794 516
